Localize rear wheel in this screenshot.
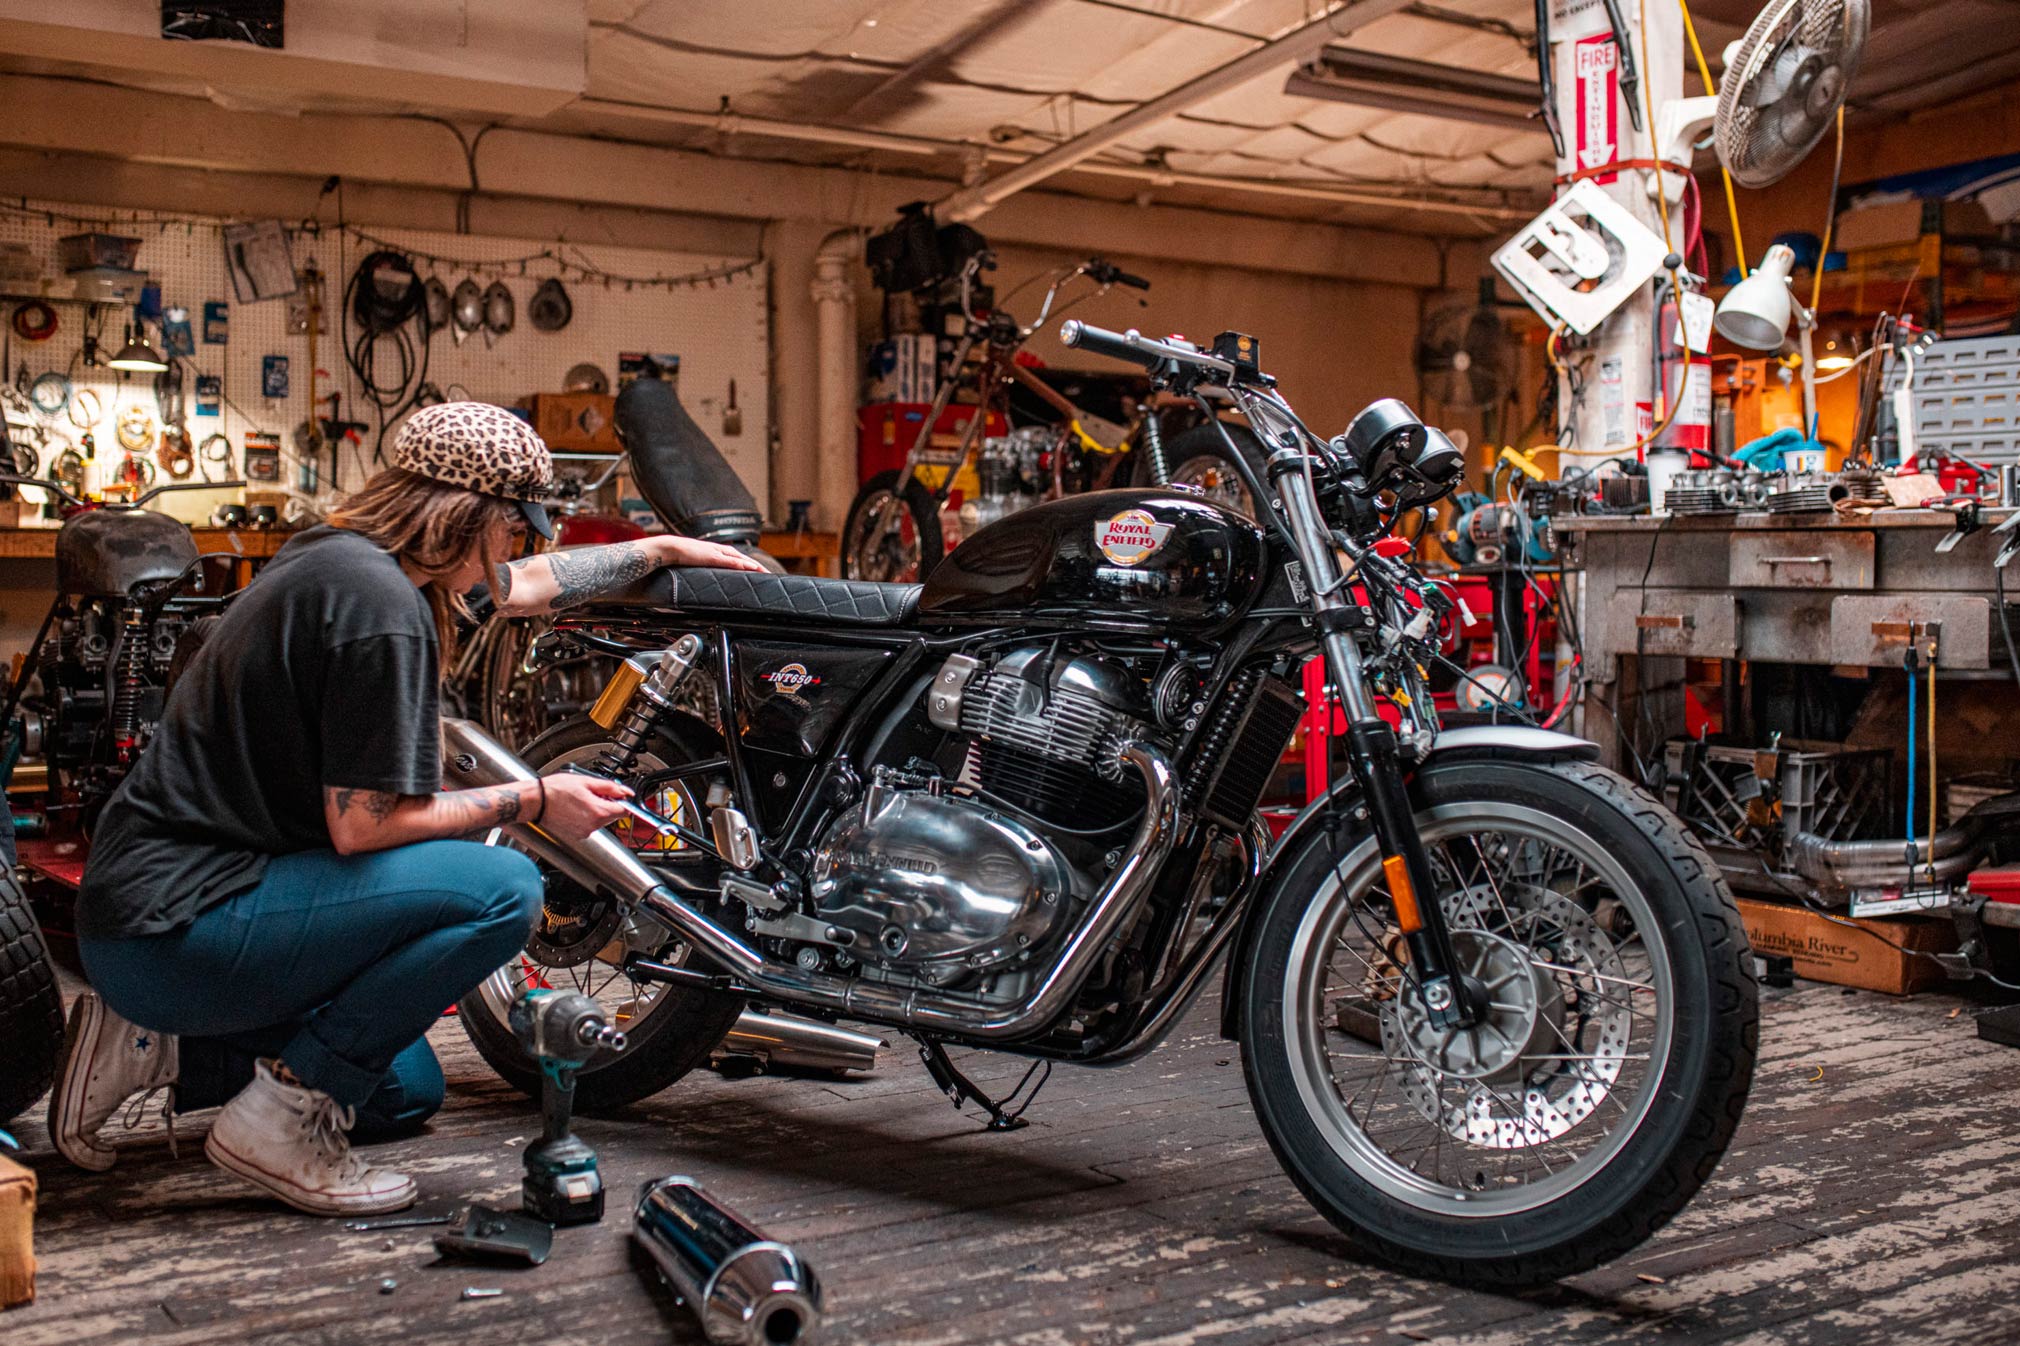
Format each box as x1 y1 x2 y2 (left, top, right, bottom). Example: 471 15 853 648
0 874 63 1125
459 714 744 1112
1240 760 1756 1287
841 470 942 581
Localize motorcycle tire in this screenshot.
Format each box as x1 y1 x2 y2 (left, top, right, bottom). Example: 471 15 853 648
0 873 64 1126
459 714 746 1114
1240 758 1757 1288
1133 421 1267 521
840 470 942 582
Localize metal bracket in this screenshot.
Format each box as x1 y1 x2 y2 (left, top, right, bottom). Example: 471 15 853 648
1935 500 1982 555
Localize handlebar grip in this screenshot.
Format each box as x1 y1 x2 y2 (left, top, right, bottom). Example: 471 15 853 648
1059 319 1159 370
1113 270 1151 291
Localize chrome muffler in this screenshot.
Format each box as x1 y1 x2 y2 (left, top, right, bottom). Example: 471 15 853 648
632 1176 822 1346
441 718 1180 1040
715 1011 884 1075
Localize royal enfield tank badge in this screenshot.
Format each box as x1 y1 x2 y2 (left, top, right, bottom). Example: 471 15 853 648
1095 509 1173 566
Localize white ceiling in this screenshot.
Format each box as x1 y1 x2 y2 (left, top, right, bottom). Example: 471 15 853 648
3 0 2017 238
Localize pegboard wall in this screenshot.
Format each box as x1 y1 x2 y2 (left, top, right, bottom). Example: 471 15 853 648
0 197 770 524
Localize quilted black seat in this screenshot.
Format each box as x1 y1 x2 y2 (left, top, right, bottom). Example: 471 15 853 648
600 567 922 627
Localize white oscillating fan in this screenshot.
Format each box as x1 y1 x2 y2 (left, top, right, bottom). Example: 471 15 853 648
1657 0 1868 188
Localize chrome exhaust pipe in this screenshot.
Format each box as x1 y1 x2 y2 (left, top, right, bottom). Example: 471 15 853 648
442 719 1180 1041
632 1176 823 1346
715 1011 884 1075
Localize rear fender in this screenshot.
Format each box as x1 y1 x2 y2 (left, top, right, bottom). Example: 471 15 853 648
1217 726 1599 1040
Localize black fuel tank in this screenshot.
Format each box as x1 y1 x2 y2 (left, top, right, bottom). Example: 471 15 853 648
56 509 199 598
918 489 1267 630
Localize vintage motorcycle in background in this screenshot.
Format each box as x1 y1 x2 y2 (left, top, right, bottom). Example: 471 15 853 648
0 473 242 1126
841 254 1261 582
450 320 1758 1285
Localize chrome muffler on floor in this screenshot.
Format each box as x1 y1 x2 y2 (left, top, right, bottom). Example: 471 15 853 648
632 1176 823 1345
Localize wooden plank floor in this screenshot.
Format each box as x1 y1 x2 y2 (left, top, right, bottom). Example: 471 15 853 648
8 978 2020 1346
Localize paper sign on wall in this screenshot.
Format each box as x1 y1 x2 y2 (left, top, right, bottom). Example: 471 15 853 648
1575 34 1620 185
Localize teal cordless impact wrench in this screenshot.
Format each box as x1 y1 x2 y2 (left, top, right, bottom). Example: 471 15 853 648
508 988 627 1225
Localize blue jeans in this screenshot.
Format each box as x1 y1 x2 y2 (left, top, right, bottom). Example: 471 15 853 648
80 841 542 1134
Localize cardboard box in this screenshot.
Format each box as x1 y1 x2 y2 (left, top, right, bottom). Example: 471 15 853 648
531 393 619 453
0 1153 34 1309
1832 199 1997 253
1737 897 1956 995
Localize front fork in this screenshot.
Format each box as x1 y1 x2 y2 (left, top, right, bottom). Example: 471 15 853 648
1268 438 1479 1030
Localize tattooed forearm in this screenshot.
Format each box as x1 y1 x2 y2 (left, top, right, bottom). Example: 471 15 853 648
447 785 526 837
493 559 514 603
545 542 654 610
332 788 400 823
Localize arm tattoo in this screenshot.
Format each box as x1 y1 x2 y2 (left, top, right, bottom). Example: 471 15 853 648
449 785 526 837
493 559 515 603
331 788 400 823
546 542 654 610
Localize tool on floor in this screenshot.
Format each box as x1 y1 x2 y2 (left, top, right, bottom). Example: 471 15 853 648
432 1204 553 1266
509 987 626 1225
342 1204 461 1232
632 1176 823 1346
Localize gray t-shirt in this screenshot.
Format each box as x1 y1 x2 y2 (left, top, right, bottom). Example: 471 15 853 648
78 526 441 939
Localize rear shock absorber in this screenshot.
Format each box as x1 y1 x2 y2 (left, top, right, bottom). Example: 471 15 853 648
587 634 704 776
110 609 149 763
1141 412 1170 486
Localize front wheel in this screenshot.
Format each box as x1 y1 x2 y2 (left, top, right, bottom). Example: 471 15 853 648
1240 759 1757 1287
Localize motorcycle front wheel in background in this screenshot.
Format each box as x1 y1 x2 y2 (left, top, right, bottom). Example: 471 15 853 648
841 469 941 582
459 715 745 1112
1241 759 1757 1288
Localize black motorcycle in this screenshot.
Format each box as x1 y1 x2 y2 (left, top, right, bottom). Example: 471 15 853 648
447 323 1756 1287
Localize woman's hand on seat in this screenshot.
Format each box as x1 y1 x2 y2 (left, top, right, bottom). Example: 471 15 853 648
648 536 770 573
538 773 638 839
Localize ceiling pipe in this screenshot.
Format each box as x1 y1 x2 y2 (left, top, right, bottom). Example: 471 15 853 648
572 95 1537 222
932 0 1419 223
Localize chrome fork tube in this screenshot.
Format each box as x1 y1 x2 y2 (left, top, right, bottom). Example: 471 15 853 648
445 719 1182 1042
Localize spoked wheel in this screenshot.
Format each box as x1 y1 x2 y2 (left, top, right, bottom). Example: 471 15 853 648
480 619 617 753
1241 760 1756 1287
841 469 942 581
459 716 744 1112
1136 422 1267 520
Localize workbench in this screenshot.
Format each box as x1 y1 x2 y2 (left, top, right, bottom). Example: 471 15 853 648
1556 506 2019 771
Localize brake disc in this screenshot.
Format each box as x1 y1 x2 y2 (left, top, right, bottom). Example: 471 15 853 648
526 871 627 968
1383 884 1633 1149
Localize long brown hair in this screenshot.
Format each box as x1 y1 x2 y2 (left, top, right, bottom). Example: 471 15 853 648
327 468 519 656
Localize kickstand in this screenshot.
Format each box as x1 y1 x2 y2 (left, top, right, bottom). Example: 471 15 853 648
914 1038 1051 1132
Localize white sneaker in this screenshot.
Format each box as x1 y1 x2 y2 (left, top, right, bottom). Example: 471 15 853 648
203 1060 417 1216
50 991 179 1172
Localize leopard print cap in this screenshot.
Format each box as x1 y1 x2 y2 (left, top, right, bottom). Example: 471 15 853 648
390 401 554 502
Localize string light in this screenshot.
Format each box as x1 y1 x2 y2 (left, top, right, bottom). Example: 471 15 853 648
0 198 763 292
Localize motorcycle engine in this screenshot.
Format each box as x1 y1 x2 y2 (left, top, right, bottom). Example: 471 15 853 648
792 645 1157 985
809 775 1083 974
930 646 1153 828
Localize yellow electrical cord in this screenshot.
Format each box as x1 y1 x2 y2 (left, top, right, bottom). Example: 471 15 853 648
1678 0 1749 277
1811 104 1845 312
